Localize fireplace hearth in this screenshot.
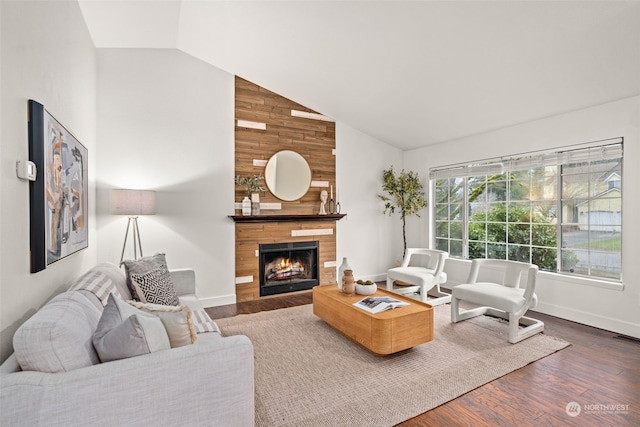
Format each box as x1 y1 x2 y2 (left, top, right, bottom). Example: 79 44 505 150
259 241 319 296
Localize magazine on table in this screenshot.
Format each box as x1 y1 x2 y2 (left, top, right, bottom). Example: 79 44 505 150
353 296 410 313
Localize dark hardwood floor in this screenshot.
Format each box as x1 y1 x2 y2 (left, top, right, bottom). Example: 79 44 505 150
206 290 640 427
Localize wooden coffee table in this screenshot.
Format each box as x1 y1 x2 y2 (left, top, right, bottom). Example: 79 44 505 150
312 285 434 355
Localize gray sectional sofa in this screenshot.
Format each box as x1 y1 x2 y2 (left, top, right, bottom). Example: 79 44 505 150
0 262 254 426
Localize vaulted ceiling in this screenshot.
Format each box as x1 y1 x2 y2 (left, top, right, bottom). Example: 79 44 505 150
79 1 640 151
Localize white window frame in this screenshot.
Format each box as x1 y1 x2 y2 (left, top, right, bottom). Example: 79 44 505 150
430 137 623 283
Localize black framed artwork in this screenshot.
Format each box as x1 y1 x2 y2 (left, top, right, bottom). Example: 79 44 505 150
28 100 88 273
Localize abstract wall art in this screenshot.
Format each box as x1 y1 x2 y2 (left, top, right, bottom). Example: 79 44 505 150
28 100 88 272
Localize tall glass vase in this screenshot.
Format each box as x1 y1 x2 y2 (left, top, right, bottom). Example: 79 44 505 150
338 257 351 291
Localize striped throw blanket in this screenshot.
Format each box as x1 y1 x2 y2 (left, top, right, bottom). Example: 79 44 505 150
191 309 220 334
69 270 121 306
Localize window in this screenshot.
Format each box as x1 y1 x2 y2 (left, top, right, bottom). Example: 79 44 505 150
432 138 623 281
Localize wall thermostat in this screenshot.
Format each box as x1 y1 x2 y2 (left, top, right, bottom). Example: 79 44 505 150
16 160 37 181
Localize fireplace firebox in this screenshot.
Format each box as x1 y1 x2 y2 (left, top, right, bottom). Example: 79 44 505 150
259 241 319 296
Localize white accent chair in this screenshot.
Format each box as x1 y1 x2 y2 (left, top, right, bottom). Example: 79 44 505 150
386 248 451 306
451 259 544 344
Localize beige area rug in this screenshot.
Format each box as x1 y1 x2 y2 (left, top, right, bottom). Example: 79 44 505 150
216 304 569 427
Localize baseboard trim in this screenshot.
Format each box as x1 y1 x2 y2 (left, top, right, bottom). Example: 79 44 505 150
199 294 236 308
533 301 640 339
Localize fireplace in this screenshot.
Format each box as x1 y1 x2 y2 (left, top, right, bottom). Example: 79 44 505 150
259 241 319 296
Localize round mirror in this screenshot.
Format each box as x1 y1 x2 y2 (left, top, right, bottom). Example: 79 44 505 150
264 150 312 201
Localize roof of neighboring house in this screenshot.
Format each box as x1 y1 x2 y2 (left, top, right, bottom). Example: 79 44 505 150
576 188 621 207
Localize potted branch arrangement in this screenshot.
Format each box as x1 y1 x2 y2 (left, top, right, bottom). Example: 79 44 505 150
378 166 427 257
235 175 265 216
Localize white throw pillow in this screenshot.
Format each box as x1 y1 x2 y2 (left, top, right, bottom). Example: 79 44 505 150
127 300 197 348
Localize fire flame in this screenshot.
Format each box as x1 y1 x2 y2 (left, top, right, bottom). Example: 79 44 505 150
266 257 305 281
280 258 291 268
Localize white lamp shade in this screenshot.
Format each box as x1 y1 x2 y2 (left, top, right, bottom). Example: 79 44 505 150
110 189 156 215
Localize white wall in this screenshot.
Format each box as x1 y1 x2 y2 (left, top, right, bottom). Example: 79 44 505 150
96 49 236 307
336 123 404 281
404 96 640 338
96 50 403 303
0 0 97 362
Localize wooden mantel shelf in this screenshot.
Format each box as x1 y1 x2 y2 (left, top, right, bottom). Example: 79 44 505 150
228 214 346 223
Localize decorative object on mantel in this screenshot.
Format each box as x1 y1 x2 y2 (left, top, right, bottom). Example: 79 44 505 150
251 193 260 215
379 166 427 257
241 196 251 216
337 257 351 291
235 175 265 216
110 189 157 266
328 185 336 214
319 190 328 215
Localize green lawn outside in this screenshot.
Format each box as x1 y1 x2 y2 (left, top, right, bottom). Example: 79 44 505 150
573 237 622 251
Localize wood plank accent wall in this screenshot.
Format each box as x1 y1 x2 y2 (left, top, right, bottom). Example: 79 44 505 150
235 222 337 302
234 77 337 301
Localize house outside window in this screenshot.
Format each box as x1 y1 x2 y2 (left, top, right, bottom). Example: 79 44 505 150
432 138 623 281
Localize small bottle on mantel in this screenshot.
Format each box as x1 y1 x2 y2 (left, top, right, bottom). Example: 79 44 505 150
342 270 355 295
251 193 260 215
242 196 251 216
338 257 351 291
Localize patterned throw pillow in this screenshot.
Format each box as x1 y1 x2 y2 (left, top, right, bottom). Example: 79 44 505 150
123 253 169 301
130 266 180 306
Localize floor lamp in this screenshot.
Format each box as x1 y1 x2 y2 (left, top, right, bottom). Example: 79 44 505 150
110 189 156 266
